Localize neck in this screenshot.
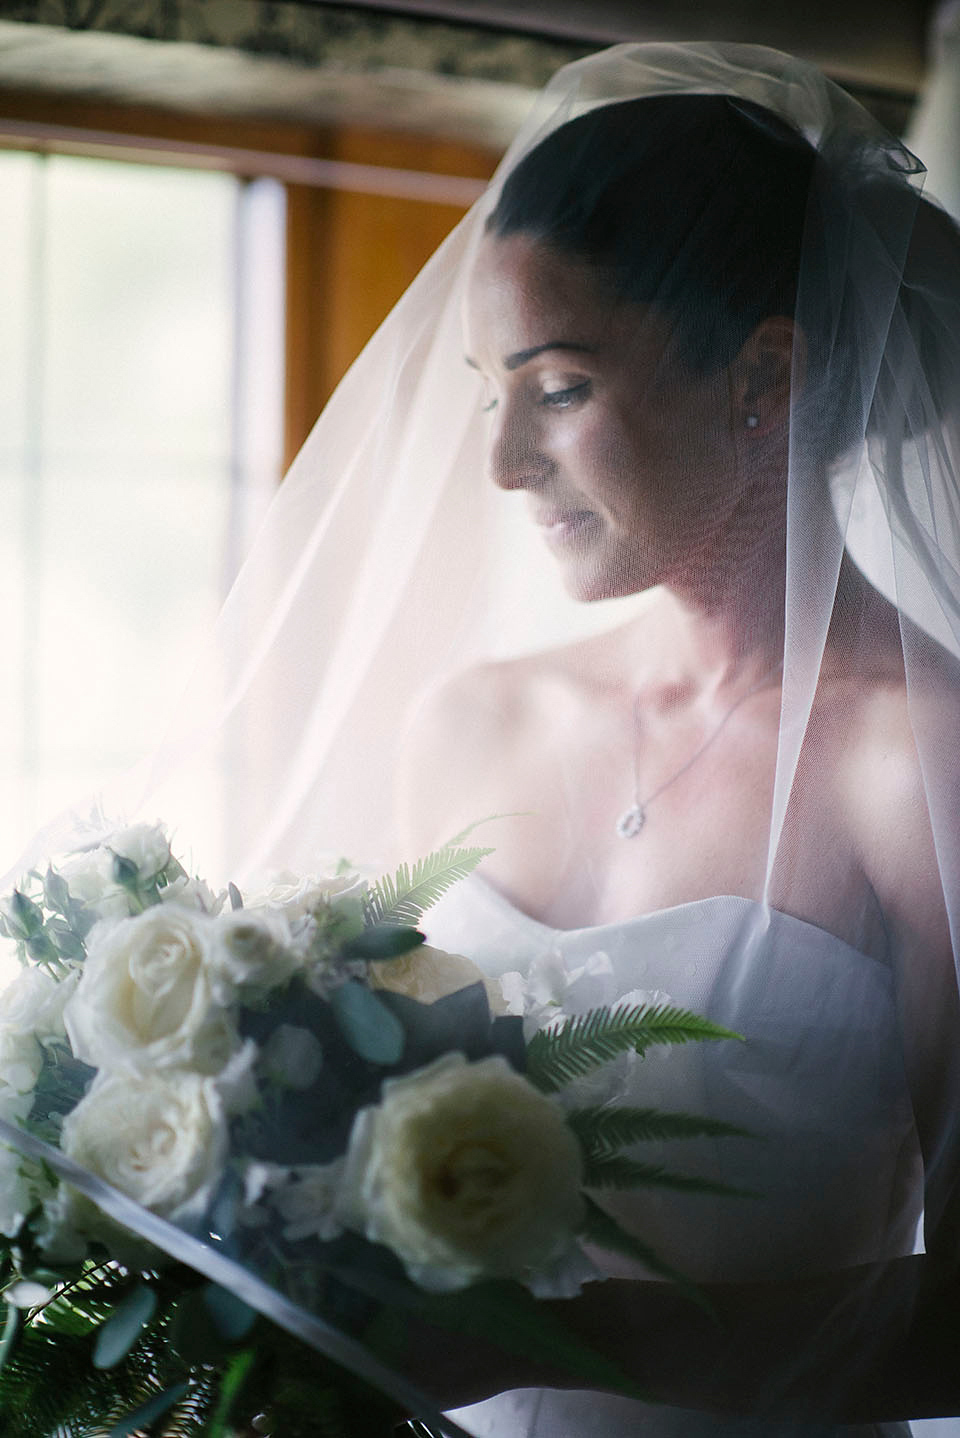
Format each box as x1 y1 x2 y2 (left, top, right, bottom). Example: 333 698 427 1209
655 522 787 695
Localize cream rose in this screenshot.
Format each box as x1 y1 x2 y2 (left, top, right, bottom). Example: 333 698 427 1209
338 1053 584 1290
60 1069 228 1220
244 870 365 919
108 823 173 880
64 904 235 1074
368 944 506 1015
207 908 301 1003
56 847 130 923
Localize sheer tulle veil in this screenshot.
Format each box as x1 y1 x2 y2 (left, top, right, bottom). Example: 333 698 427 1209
130 41 959 876
9 38 960 1427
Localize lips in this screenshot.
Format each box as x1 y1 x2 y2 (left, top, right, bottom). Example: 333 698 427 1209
532 507 597 543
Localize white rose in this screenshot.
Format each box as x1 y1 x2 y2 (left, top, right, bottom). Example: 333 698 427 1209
243 870 364 920
0 966 77 1040
0 1028 43 1096
56 847 130 922
207 909 301 1004
338 1053 584 1291
0 1143 50 1239
369 944 506 1015
64 904 235 1074
56 825 177 924
159 874 224 913
268 1161 346 1242
60 1068 228 1221
0 968 79 1097
107 823 172 880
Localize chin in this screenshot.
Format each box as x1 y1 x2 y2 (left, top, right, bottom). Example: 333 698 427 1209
558 554 654 604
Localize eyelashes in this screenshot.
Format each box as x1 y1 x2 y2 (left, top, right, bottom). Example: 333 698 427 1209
540 381 591 408
479 380 592 415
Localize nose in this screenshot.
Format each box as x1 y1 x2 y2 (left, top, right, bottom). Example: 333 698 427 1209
486 399 550 492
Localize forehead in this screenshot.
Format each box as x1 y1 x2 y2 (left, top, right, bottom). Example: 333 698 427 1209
463 232 617 359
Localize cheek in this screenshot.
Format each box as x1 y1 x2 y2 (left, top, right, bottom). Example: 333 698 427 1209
556 407 648 515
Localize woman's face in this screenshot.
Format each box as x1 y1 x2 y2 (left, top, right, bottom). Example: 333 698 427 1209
464 232 750 602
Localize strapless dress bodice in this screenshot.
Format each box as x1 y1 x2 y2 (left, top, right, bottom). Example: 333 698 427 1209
425 878 924 1438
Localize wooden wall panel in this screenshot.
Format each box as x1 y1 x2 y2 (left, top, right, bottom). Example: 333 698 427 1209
283 126 498 468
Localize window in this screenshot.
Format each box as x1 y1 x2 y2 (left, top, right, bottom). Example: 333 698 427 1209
0 151 285 868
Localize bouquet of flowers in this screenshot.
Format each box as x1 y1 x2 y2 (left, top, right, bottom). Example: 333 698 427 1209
0 822 744 1437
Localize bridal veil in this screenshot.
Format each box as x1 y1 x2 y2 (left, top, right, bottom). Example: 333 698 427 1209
9 38 960 1431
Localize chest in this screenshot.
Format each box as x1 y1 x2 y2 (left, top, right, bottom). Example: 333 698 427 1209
466 694 879 951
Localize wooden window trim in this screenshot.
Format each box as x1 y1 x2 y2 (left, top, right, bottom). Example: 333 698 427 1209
0 89 500 470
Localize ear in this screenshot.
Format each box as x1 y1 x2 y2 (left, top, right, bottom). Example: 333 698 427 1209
731 316 804 435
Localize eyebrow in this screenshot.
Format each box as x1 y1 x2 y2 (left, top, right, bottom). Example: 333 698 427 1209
464 341 597 372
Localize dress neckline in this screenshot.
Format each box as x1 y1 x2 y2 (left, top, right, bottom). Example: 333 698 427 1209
464 871 887 968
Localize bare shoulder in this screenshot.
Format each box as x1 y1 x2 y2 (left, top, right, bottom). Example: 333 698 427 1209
394 626 625 856
394 651 554 856
839 645 960 947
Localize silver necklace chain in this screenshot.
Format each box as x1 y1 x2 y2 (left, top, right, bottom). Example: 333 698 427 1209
615 659 784 839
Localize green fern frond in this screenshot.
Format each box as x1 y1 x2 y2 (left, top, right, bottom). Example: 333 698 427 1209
579 1198 714 1315
527 1003 742 1093
582 1152 753 1196
363 846 492 927
567 1105 749 1152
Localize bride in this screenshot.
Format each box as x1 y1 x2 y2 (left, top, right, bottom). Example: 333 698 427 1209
382 65 960 1438
15 39 960 1438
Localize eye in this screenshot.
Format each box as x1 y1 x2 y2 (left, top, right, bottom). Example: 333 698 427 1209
540 380 591 409
480 395 498 414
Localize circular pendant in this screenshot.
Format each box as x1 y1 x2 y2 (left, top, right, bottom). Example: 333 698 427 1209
615 803 647 839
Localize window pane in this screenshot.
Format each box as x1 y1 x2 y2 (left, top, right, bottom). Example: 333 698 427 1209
0 152 284 873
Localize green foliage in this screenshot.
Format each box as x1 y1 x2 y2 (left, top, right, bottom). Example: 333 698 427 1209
329 980 406 1064
92 1282 158 1369
567 1105 749 1152
580 1152 751 1196
527 1002 742 1093
578 1197 714 1312
107 1381 190 1436
363 845 492 927
349 1269 648 1404
0 1259 415 1438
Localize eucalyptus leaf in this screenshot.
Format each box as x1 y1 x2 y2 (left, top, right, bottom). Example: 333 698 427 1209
92 1282 157 1369
46 917 86 961
7 890 43 941
43 867 71 914
377 983 495 1068
202 1281 257 1341
70 901 99 938
25 929 59 965
169 1289 233 1364
347 924 425 961
330 981 406 1064
106 1380 190 1437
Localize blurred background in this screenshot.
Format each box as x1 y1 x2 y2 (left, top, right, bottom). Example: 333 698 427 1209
0 0 952 867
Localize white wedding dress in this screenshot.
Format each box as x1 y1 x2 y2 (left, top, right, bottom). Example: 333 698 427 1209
425 875 923 1438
